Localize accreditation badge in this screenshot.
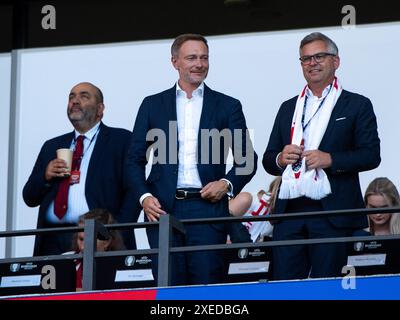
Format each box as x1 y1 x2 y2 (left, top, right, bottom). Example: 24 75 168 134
70 170 81 185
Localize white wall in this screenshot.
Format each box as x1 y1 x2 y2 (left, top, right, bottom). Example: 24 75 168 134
11 22 400 257
0 53 11 258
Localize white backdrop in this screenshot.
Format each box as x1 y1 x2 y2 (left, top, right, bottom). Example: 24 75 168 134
9 22 400 257
0 53 11 258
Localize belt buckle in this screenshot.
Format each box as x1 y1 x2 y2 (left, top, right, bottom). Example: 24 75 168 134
175 190 187 200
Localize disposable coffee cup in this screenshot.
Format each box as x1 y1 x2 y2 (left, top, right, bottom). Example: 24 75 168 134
56 148 73 176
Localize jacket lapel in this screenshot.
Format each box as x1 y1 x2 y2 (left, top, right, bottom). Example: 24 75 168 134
60 132 75 148
86 122 108 184
319 90 348 149
163 85 178 124
197 84 217 184
199 84 216 131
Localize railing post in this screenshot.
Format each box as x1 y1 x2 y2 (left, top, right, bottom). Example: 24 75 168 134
157 214 185 287
158 214 172 287
82 219 97 291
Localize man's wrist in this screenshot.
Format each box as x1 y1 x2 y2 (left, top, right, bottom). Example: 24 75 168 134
324 152 333 169
276 152 284 169
139 193 153 206
220 179 233 198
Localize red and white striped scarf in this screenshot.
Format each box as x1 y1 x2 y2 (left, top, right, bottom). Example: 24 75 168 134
279 77 342 200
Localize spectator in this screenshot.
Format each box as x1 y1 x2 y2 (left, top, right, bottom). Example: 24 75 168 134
364 177 400 235
65 208 125 291
229 177 281 242
23 82 138 255
126 33 257 285
262 32 380 280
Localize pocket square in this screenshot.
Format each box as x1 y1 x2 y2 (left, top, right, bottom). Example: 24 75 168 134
335 117 346 121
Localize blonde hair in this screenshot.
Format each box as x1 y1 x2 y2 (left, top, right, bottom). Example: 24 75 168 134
257 176 282 214
171 33 208 58
364 177 400 235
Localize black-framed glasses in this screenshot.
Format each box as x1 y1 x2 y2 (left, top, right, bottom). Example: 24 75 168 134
299 52 336 65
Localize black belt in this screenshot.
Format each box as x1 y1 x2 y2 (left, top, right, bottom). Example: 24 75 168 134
175 188 202 200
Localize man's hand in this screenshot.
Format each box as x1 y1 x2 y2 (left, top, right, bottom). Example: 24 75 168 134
278 144 304 167
302 150 332 170
200 180 228 203
142 196 167 222
45 159 69 181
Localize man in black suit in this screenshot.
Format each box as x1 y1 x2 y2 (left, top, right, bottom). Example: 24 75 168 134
127 34 257 285
23 82 138 255
263 32 381 280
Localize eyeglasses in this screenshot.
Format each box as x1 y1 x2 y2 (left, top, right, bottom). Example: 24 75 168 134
299 52 336 65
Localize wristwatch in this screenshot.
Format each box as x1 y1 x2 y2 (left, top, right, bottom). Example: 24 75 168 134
222 179 233 198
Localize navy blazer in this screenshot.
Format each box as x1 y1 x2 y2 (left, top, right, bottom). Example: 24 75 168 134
23 122 139 253
262 90 381 229
126 84 258 215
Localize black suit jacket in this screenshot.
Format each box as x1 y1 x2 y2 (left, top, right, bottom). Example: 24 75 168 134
23 122 139 253
126 84 257 216
263 90 381 229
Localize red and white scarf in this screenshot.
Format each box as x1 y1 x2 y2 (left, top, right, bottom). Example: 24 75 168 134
278 77 342 200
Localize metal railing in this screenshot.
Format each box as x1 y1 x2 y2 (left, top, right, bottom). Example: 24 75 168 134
1 206 400 292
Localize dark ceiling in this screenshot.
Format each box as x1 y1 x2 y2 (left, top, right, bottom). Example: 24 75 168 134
1 0 400 53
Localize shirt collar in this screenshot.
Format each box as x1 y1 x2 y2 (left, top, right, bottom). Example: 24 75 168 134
306 83 332 99
74 121 101 140
176 82 204 99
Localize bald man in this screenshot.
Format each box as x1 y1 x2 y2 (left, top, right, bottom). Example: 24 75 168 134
23 82 139 255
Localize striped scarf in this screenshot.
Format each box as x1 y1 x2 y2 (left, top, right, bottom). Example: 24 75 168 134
279 77 342 200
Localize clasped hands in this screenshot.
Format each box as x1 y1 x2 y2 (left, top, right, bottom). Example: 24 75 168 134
277 144 332 170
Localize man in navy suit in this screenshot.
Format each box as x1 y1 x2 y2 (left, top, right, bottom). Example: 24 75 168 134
263 32 380 280
127 34 257 285
23 82 138 255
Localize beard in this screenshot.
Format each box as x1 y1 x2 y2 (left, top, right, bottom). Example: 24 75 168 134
68 108 96 128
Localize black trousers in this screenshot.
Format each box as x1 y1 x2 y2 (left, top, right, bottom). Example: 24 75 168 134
147 197 228 286
272 197 351 280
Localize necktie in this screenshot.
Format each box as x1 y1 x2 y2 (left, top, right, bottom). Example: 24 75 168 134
54 135 84 219
75 260 83 289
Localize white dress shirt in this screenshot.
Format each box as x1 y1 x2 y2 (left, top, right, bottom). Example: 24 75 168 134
275 84 332 169
46 122 101 224
176 82 204 188
302 85 332 150
139 82 233 204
